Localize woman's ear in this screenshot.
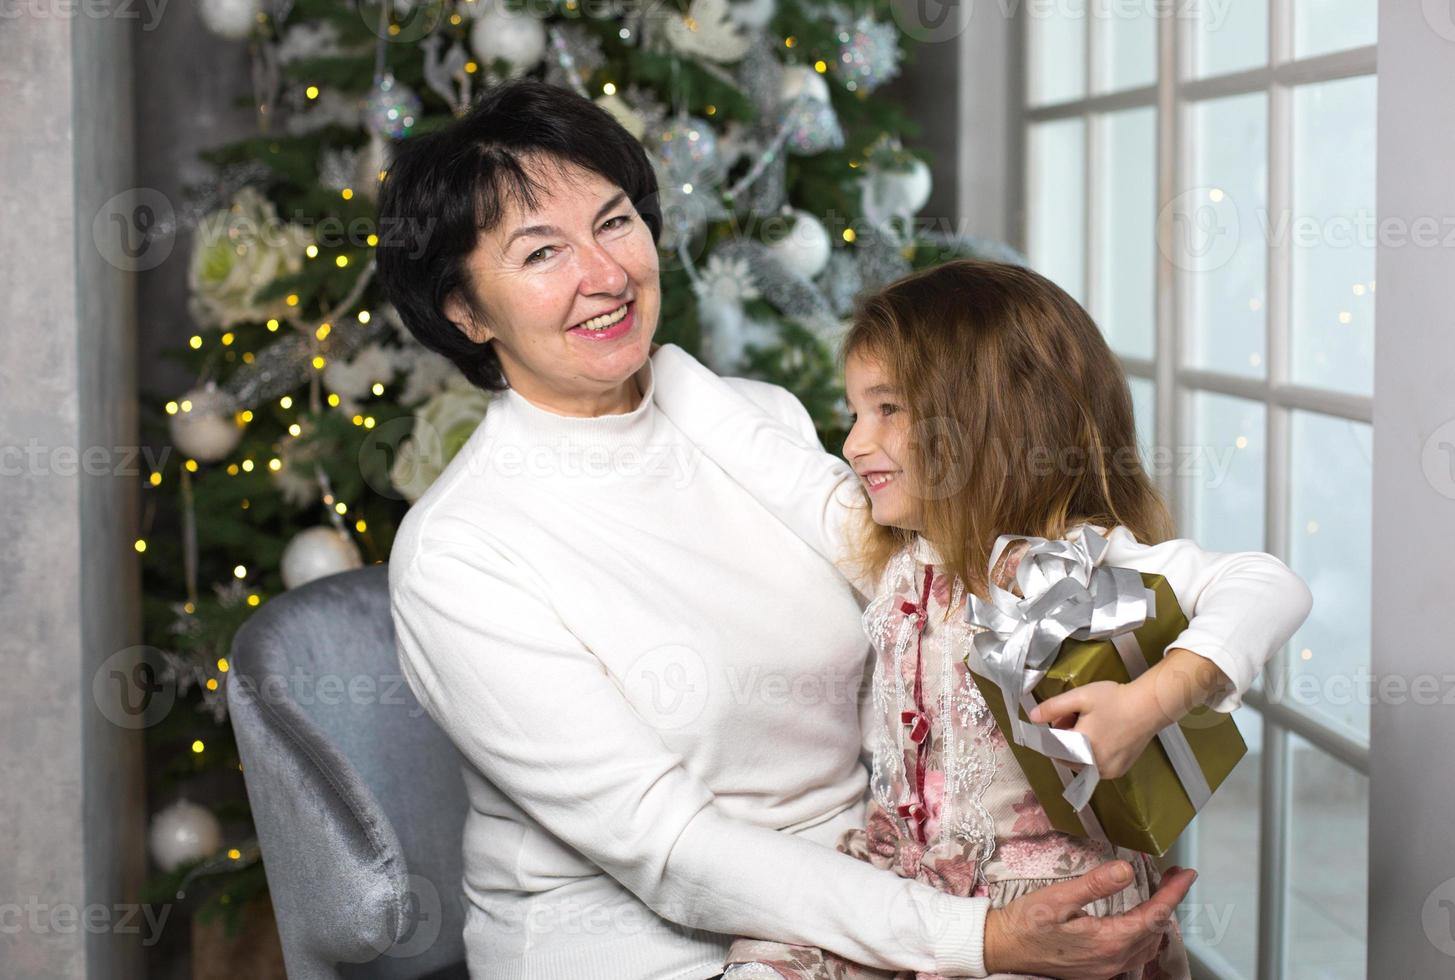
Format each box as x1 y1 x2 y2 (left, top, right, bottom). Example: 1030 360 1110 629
443 290 493 344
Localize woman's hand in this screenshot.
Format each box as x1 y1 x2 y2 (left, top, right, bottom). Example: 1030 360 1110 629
1027 647 1231 780
983 861 1196 978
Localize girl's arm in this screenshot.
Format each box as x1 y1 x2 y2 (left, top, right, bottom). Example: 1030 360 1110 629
1029 526 1314 777
650 343 873 597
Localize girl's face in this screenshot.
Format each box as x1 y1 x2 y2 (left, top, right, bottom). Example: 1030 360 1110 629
843 350 922 531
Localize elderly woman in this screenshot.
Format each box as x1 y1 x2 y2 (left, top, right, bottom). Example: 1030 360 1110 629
377 80 1266 980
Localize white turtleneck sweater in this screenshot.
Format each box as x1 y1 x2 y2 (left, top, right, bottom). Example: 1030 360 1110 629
389 343 1311 980
388 345 993 980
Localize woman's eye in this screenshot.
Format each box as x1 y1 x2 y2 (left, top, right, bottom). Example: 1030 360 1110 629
524 246 555 265
601 214 631 232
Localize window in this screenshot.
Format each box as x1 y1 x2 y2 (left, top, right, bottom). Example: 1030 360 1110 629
1019 2 1376 976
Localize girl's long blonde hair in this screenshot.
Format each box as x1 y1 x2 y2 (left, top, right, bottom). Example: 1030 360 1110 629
840 258 1173 602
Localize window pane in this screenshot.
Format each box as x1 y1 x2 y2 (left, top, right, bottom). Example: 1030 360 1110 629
1129 376 1155 466
1092 0 1156 92
1183 93 1268 379
1286 411 1372 741
1028 0 1086 105
1182 708 1262 977
1186 392 1265 554
1191 0 1266 78
1285 736 1369 977
1093 107 1156 359
1291 76 1377 394
1028 119 1087 303
1295 0 1377 58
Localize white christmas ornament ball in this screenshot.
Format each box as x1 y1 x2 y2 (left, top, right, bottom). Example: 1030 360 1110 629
197 0 262 40
169 384 242 464
779 64 831 105
149 800 223 872
281 526 364 589
470 8 548 77
766 209 832 280
727 0 776 29
864 158 933 224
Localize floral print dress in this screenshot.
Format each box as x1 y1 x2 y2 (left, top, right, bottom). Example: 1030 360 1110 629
723 536 1189 980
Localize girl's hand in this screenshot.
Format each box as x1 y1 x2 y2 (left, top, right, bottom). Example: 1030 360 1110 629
1027 647 1230 780
1027 680 1165 780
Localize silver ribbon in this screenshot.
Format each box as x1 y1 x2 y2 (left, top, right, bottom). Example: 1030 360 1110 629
964 528 1212 836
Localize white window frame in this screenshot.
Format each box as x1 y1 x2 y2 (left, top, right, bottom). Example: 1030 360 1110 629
1013 4 1376 978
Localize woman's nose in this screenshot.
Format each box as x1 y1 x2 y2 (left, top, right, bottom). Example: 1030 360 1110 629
578 241 628 295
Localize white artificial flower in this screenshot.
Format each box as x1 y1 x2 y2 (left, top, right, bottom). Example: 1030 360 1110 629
187 187 311 329
398 348 461 407
274 21 342 64
390 380 492 502
692 252 762 307
323 343 395 415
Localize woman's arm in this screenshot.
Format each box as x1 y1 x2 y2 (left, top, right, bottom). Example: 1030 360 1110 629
389 540 990 976
650 343 870 594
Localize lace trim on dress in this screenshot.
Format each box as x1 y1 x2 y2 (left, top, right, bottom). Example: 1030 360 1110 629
861 542 1000 877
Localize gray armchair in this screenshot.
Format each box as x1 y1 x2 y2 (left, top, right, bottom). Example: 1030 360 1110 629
227 564 470 980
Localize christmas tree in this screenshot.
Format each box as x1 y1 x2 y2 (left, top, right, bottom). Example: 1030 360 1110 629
137 0 1020 935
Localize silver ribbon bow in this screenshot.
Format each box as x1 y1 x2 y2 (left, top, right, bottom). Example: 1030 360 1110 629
964 528 1213 838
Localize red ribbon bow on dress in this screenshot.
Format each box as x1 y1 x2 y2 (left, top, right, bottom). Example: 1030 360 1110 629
895 568 935 844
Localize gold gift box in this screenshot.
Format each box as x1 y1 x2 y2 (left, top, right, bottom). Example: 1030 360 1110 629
967 573 1247 857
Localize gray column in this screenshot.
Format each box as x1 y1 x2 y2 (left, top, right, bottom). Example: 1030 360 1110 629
0 1 145 978
1370 1 1455 975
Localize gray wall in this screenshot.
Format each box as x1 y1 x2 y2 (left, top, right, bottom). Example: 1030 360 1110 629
881 0 1016 244
1369 2 1455 974
0 2 145 979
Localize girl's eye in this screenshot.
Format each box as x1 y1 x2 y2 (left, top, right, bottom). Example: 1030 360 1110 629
879 403 900 417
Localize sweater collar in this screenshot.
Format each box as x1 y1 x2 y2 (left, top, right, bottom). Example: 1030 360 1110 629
497 354 657 445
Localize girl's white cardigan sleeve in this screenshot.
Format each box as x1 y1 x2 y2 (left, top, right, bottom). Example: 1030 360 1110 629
650 343 1313 714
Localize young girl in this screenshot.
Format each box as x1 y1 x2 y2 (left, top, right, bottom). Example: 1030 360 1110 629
649 259 1310 979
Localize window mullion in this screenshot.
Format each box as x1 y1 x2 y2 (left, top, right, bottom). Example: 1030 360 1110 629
1257 3 1295 977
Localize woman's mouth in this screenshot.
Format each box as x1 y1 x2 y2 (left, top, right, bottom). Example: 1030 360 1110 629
567 301 634 341
862 471 899 493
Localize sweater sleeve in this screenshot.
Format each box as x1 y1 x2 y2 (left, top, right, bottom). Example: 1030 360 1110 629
390 541 990 977
1097 525 1313 712
651 344 872 596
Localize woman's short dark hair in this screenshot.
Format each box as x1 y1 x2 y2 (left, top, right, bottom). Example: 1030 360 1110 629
375 79 662 391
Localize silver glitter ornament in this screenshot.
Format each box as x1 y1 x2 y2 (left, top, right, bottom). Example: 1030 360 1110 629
835 16 901 94
783 95 844 156
655 115 723 189
363 73 421 140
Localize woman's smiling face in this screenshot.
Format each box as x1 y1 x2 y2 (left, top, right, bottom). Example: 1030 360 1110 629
444 154 661 415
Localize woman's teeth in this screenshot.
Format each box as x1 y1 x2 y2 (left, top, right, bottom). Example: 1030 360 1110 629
576 303 629 331
865 472 897 489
